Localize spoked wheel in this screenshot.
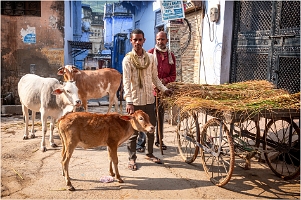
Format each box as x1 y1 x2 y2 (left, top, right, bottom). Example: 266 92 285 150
176 111 200 164
263 118 300 180
233 119 260 169
200 118 235 186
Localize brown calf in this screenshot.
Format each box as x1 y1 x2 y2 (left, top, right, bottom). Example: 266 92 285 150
58 110 154 191
57 65 122 113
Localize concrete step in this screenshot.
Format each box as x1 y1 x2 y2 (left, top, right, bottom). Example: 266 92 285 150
1 105 22 115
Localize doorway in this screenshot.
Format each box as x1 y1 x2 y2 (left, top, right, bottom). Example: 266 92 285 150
231 1 300 94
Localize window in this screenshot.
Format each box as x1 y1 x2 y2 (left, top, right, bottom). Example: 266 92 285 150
1 1 41 16
155 10 163 26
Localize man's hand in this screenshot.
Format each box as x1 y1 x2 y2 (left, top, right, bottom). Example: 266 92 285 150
163 89 173 96
126 104 134 115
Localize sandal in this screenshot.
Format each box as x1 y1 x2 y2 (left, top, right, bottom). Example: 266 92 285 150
137 147 145 153
145 155 163 164
155 142 167 150
128 160 137 171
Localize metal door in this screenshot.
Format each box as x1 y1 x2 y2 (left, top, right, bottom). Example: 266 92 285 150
231 1 300 94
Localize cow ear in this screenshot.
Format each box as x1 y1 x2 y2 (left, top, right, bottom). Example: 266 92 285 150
73 68 81 74
119 115 133 121
52 88 64 95
57 67 65 75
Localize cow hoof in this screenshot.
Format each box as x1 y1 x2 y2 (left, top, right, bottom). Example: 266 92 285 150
118 179 124 183
68 186 75 191
23 136 29 140
51 143 58 148
41 147 47 152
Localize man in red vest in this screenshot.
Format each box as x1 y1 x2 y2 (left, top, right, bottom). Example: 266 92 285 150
136 31 176 152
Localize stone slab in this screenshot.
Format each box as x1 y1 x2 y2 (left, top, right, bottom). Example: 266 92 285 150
1 105 23 115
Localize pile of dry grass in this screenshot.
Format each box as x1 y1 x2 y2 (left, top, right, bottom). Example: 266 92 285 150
162 80 300 115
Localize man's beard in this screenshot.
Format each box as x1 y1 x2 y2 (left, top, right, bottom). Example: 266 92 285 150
157 44 166 49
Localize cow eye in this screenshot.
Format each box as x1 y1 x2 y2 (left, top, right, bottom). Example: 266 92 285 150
66 90 70 93
139 117 144 121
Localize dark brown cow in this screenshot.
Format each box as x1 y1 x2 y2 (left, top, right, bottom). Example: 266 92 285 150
57 65 122 113
58 110 154 191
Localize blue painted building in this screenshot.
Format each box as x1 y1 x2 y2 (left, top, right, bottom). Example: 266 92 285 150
121 1 160 50
64 1 92 69
64 1 79 66
65 1 156 70
75 4 92 69
103 2 133 73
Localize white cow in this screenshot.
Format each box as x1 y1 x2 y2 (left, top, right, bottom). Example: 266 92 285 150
18 74 82 152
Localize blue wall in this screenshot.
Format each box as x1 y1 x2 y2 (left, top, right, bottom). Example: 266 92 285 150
112 16 133 37
64 1 76 65
132 1 157 51
64 1 90 69
103 3 134 73
103 3 133 46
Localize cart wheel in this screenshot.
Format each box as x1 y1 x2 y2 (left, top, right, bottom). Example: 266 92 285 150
263 118 300 180
233 119 260 169
176 112 200 163
200 118 235 186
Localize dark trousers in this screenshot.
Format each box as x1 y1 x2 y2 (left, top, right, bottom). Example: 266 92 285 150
127 104 156 161
155 98 164 143
136 98 165 148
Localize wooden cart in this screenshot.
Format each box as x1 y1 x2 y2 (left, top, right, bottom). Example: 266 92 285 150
175 108 300 186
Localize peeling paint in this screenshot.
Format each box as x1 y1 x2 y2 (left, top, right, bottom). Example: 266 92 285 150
20 25 36 43
49 15 57 29
1 1 65 101
40 48 64 66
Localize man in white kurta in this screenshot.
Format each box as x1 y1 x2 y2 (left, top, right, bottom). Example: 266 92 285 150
122 29 172 170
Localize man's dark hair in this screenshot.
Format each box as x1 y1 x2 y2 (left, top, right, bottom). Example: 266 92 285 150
130 29 144 38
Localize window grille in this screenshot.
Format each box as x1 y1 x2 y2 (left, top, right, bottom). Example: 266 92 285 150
1 1 41 17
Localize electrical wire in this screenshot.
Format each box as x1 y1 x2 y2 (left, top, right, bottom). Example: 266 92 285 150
201 48 207 84
180 18 192 55
137 3 147 22
170 18 192 56
200 3 208 84
206 13 214 42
